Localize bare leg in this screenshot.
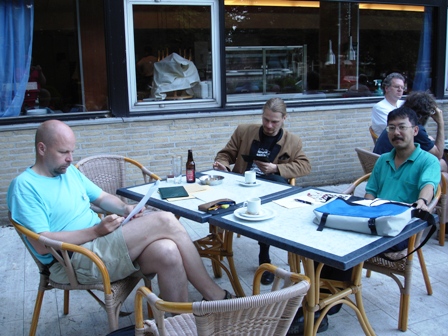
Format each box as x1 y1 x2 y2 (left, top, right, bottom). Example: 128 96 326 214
122 211 226 301
136 238 189 301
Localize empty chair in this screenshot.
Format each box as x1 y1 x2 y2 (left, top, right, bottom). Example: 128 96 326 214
134 263 310 336
355 147 380 174
76 154 160 199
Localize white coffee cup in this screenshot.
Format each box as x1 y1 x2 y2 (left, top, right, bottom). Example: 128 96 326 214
244 197 261 215
244 171 256 184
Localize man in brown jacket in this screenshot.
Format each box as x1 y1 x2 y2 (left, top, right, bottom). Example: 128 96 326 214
213 97 311 284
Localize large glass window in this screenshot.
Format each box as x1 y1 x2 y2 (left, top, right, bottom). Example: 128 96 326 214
125 0 220 113
17 0 108 116
224 1 431 105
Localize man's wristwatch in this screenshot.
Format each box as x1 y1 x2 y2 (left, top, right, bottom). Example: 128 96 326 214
417 197 428 206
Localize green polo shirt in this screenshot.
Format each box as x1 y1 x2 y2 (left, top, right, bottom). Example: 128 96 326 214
366 144 440 203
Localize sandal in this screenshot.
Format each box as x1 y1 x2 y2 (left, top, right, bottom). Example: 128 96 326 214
202 289 236 301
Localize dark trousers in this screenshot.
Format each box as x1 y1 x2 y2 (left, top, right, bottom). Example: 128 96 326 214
257 173 288 265
259 242 271 264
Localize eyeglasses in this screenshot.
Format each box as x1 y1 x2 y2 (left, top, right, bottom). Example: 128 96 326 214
390 85 405 90
385 125 415 133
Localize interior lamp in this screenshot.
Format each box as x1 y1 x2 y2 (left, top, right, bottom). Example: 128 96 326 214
325 40 336 65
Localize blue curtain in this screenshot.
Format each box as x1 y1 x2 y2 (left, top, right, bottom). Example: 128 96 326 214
413 7 432 92
0 1 34 117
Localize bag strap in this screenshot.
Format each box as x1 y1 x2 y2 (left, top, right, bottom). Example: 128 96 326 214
317 213 329 231
378 209 436 262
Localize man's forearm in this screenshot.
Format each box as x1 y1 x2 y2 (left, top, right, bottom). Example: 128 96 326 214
93 192 129 217
434 119 445 159
40 226 99 247
417 184 435 205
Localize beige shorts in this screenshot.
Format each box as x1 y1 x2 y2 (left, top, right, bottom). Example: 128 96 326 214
49 227 139 285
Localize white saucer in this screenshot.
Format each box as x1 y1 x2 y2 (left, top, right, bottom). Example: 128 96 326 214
238 181 261 187
233 207 276 221
240 208 267 219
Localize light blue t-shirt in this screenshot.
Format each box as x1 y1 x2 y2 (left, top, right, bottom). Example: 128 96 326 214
366 144 440 203
7 165 102 264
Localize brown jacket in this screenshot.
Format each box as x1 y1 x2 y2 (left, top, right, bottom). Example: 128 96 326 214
215 124 311 179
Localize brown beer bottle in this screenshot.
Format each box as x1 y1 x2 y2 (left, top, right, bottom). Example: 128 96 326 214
186 149 196 183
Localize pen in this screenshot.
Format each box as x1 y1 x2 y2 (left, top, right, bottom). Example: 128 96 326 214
295 199 312 205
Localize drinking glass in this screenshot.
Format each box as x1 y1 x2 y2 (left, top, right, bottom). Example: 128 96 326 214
172 155 183 184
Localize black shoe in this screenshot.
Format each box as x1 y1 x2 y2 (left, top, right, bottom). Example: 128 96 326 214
327 303 342 315
260 271 275 285
287 308 329 335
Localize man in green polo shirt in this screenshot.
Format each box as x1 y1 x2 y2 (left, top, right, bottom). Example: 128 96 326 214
365 105 440 209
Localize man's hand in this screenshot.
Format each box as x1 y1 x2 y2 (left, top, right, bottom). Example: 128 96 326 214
431 107 444 125
94 214 123 236
254 160 278 175
413 198 429 211
124 204 145 220
213 161 228 171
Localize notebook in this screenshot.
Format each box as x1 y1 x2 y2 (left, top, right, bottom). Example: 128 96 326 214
158 186 189 199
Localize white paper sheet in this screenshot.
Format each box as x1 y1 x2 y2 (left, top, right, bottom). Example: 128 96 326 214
122 180 160 225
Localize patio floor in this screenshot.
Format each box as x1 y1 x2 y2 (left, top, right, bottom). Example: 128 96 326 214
2 184 448 336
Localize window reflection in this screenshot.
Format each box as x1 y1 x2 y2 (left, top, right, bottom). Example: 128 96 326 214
224 2 431 103
132 4 213 104
28 0 108 114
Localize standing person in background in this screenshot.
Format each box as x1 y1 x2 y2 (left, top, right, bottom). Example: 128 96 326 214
374 91 445 160
371 72 405 135
213 97 311 285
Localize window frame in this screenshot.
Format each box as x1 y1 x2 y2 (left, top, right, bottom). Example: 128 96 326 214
123 0 223 114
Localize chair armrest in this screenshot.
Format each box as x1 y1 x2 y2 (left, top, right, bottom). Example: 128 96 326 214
141 166 162 182
135 285 193 331
253 263 310 294
342 173 371 195
124 157 161 183
11 218 112 291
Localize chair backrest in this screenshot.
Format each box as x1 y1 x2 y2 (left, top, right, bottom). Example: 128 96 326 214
369 126 379 145
76 154 160 199
135 264 310 336
193 266 310 336
355 147 380 174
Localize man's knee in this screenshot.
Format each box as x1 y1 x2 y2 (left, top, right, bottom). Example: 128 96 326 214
144 211 179 227
155 240 183 267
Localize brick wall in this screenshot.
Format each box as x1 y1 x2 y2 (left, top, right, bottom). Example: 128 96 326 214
1 102 446 226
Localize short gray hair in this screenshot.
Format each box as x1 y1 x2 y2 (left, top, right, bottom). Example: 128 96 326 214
383 72 405 88
263 97 287 117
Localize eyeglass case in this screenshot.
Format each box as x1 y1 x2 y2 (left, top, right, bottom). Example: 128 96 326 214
198 198 237 214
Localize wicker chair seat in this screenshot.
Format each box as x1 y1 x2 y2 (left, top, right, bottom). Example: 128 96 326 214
365 255 407 273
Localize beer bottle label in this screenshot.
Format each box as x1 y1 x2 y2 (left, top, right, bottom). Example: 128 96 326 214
186 169 195 182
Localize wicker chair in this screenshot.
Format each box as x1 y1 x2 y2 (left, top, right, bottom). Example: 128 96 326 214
134 264 310 336
355 147 380 174
369 126 379 145
76 155 161 213
76 154 160 195
436 174 447 246
9 215 153 336
344 173 440 331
